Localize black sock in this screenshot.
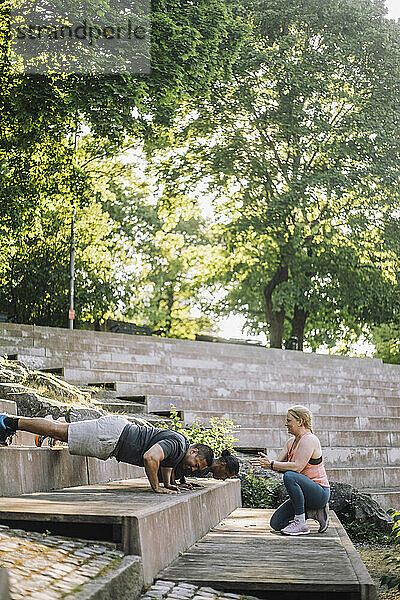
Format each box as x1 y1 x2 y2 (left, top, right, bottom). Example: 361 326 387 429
4 417 19 430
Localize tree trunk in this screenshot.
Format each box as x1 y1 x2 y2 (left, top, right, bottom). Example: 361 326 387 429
290 306 308 351
165 285 174 336
263 266 288 349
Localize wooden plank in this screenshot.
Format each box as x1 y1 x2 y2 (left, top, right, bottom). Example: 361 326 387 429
331 513 377 600
158 508 376 599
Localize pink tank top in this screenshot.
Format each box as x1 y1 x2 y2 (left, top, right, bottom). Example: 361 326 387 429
287 432 330 488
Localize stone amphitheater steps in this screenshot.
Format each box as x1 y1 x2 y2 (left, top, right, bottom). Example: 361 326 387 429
182 411 400 431
235 427 399 448
262 446 400 467
2 324 400 510
146 396 400 416
363 487 400 510
59 366 400 395
57 379 398 407
0 446 144 496
31 359 400 388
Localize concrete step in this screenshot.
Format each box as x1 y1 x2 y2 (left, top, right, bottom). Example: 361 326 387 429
234 427 400 448
0 447 144 496
51 363 400 391
261 446 400 468
5 322 399 375
92 400 148 415
0 476 241 584
145 395 390 418
0 399 17 414
326 465 400 489
65 380 396 406
61 367 400 398
148 397 400 417
364 487 400 511
183 411 400 432
18 351 400 394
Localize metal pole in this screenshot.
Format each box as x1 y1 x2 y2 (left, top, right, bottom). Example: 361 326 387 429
68 206 76 329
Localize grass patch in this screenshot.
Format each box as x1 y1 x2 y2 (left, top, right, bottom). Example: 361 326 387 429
357 543 400 600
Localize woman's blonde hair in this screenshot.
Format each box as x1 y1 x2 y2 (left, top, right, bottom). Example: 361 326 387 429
288 405 313 432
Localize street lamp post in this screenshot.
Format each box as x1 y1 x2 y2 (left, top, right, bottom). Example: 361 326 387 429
68 206 76 329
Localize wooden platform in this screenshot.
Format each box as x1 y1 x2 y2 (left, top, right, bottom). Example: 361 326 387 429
158 508 376 600
0 477 241 584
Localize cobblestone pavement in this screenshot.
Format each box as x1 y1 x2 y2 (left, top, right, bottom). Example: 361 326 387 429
0 524 125 599
142 580 261 600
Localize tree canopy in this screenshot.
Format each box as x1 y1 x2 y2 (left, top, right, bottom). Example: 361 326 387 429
153 0 400 348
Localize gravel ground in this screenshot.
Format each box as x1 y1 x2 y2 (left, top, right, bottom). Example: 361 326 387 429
357 543 400 600
0 525 124 599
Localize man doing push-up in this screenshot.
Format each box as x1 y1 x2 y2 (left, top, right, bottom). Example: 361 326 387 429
0 414 214 495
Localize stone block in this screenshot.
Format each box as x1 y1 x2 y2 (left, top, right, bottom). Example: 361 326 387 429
86 457 144 485
369 489 400 511
326 466 385 487
0 448 89 496
0 567 10 600
0 399 17 414
73 555 143 600
328 430 391 447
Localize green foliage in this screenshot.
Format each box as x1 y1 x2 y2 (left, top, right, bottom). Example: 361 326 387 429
380 510 400 590
372 324 400 365
186 416 239 456
157 406 239 455
153 0 400 350
0 198 122 327
342 518 393 545
241 474 280 509
0 0 245 329
101 174 217 339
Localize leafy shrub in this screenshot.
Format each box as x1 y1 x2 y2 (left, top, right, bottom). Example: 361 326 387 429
380 509 400 590
156 406 239 455
342 517 393 545
241 474 280 509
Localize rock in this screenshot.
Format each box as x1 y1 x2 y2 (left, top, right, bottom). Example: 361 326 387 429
0 356 150 426
23 372 90 403
0 383 31 397
6 392 73 420
0 360 29 383
270 480 393 532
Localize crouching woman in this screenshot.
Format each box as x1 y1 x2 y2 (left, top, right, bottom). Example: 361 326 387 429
250 405 330 536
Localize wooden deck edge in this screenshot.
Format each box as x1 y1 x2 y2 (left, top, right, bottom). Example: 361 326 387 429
330 512 377 600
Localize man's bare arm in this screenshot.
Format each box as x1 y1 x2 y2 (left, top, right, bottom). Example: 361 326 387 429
143 444 178 494
161 467 179 490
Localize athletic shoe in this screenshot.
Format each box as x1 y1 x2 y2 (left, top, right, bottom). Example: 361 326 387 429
35 435 46 447
0 414 16 446
281 517 310 536
316 503 330 533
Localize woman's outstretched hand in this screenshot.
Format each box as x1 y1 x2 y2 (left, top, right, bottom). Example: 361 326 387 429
249 452 271 469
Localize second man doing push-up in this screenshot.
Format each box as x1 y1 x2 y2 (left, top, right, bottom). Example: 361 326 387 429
0 414 214 494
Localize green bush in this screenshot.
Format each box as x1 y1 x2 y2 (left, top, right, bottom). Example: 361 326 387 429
156 406 239 455
380 509 400 591
342 518 393 545
241 474 280 509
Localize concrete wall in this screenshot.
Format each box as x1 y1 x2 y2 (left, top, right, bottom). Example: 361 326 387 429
0 448 143 496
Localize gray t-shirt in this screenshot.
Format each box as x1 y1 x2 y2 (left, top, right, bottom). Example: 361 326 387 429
112 424 189 475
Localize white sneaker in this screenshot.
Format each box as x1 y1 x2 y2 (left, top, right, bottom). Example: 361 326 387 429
281 517 310 536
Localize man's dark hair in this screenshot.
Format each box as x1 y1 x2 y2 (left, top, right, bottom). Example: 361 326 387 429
220 449 239 475
191 443 214 467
